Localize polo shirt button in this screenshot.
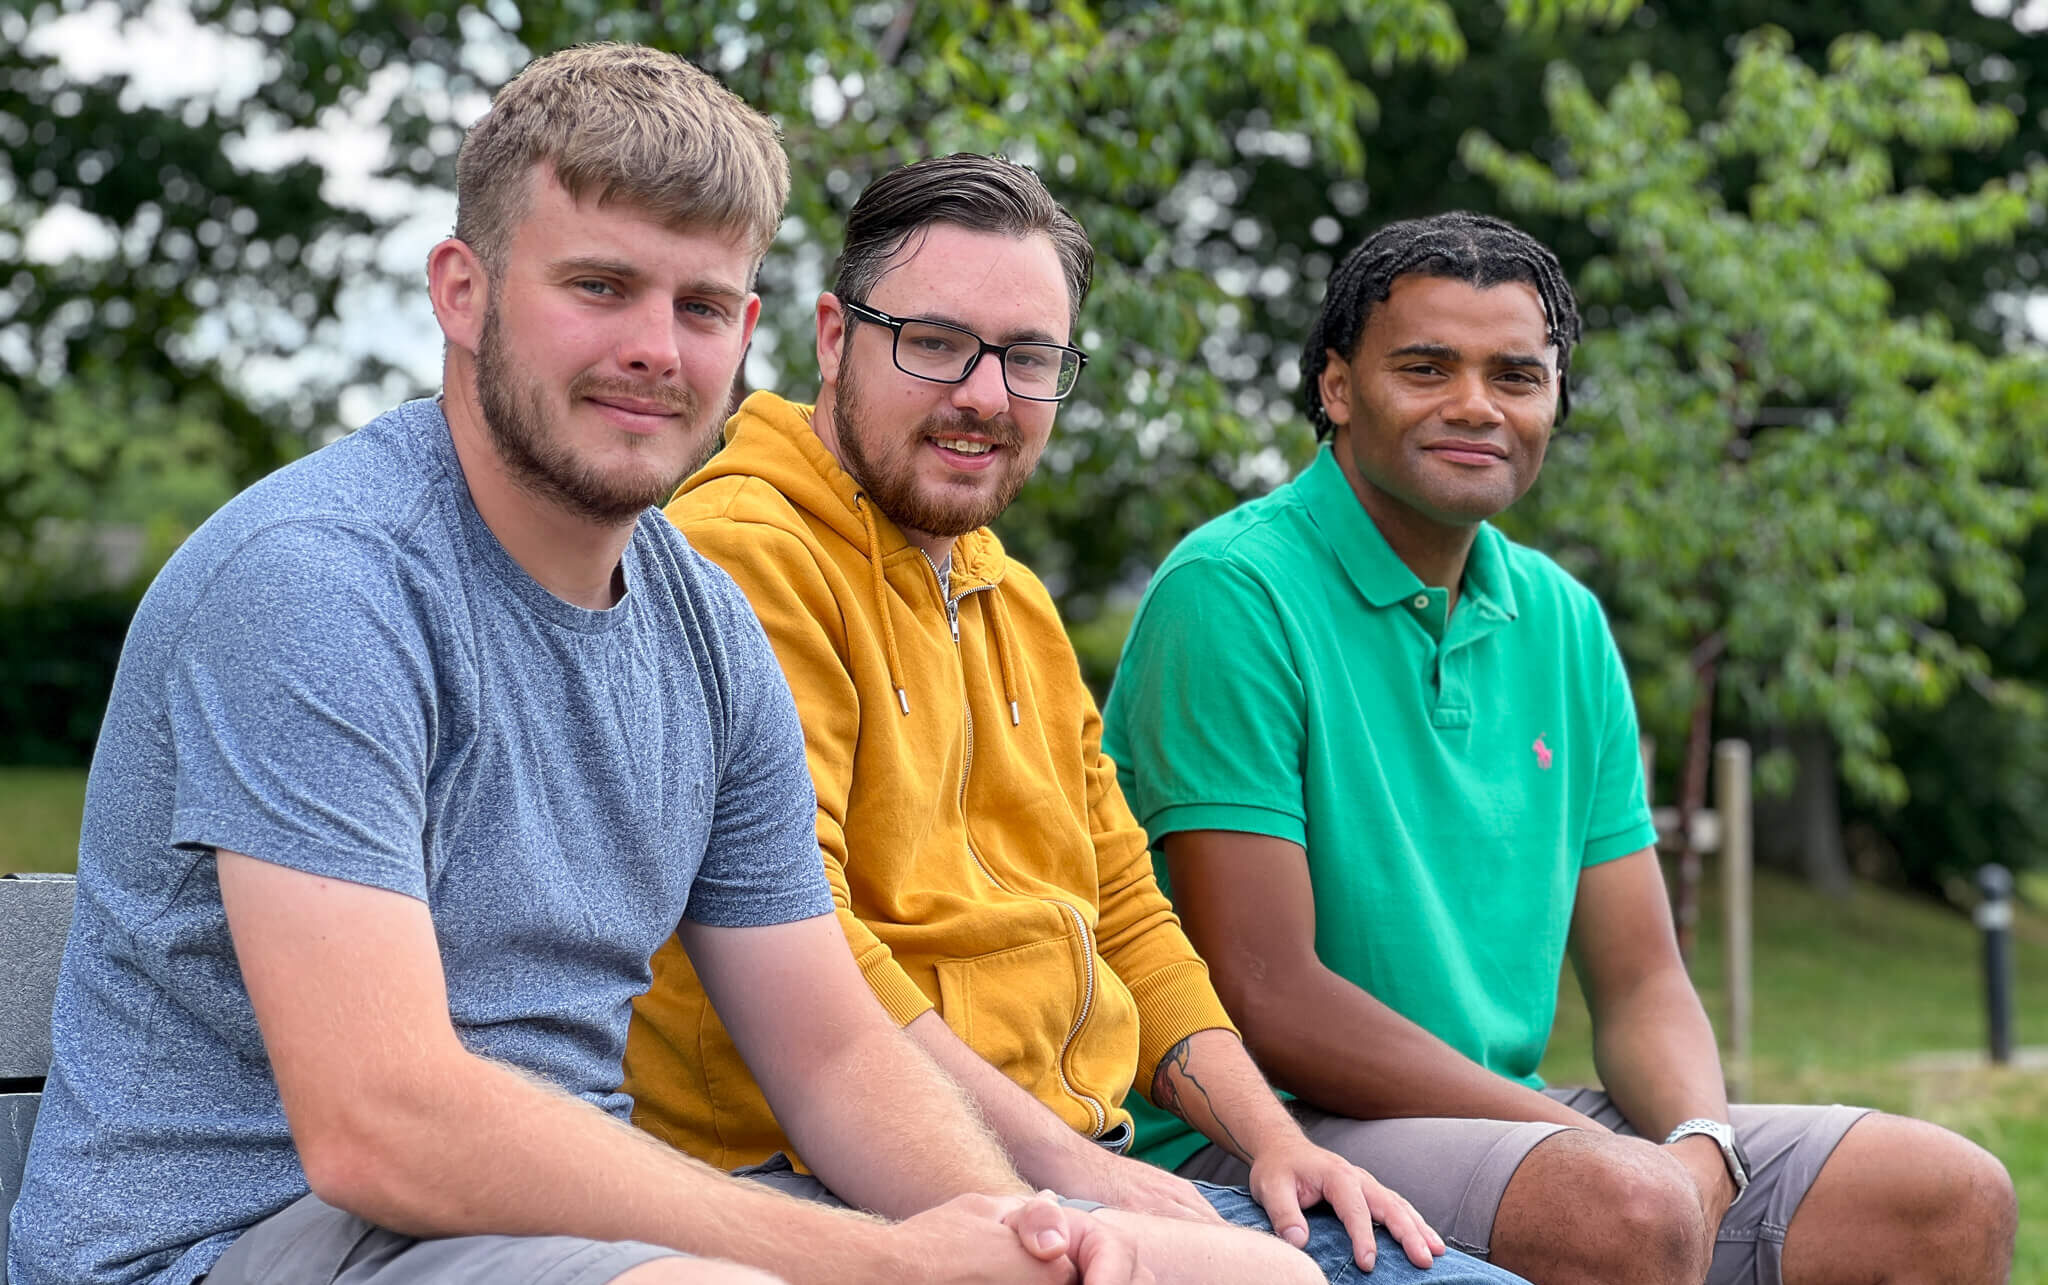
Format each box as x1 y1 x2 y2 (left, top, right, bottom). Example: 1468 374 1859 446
1412 594 1429 609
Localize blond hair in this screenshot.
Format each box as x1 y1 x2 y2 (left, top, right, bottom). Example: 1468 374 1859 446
456 43 788 272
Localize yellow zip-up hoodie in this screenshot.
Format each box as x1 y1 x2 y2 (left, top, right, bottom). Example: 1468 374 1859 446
624 392 1235 1168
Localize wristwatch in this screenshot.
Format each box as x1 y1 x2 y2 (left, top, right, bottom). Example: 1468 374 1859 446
1664 1118 1751 1197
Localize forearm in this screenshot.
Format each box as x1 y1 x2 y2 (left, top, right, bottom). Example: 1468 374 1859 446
1232 962 1594 1129
312 1048 899 1283
780 1011 1031 1216
1587 966 1730 1138
1150 1028 1307 1164
904 1011 1100 1188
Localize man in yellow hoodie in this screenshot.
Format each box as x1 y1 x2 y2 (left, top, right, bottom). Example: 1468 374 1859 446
624 155 1527 1285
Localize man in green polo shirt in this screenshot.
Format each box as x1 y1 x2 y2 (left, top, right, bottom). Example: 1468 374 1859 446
1102 211 2015 1285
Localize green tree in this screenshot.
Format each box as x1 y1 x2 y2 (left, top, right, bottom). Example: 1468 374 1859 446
1461 29 2048 889
2 0 1637 628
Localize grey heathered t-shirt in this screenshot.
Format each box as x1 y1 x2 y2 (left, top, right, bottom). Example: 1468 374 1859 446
7 399 832 1285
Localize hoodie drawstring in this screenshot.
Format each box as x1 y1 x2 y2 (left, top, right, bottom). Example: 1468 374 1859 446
987 586 1023 727
855 495 912 716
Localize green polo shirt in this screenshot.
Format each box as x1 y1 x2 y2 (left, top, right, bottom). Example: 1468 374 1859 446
1103 446 1658 1171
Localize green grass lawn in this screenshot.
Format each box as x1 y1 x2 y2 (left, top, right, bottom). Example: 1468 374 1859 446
2 766 2041 1271
1545 863 2048 1281
0 766 85 875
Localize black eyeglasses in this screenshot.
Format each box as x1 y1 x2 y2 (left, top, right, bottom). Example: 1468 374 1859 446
843 300 1088 402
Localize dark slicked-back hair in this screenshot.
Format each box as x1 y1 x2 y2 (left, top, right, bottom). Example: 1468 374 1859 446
1302 211 1580 438
833 154 1093 329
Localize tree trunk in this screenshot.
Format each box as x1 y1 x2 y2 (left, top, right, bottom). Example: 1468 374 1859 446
1672 655 1718 964
1755 725 1855 897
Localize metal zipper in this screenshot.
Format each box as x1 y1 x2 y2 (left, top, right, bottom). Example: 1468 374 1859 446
922 552 1107 1136
1053 901 1106 1135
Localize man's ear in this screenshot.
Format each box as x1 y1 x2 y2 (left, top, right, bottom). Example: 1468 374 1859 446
428 237 489 354
1318 348 1356 429
816 292 849 385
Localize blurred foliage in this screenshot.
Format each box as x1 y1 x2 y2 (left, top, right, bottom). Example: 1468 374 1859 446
1463 29 2048 812
9 0 2048 892
1 0 1638 754
0 588 138 763
1849 524 2048 889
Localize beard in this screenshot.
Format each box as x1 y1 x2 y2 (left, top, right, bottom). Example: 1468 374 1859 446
473 298 711 526
832 360 1036 540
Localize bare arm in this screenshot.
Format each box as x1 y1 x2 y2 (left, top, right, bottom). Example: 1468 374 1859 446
902 1012 1220 1222
682 915 1028 1217
222 853 1100 1285
1569 848 1737 1222
1149 1028 1443 1270
1163 829 1599 1131
908 1014 1346 1285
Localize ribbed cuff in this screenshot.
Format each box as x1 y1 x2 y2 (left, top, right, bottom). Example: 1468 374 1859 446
863 955 938 1026
1127 958 1238 1105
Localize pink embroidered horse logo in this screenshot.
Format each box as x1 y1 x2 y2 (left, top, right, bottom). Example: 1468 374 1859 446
1533 735 1553 771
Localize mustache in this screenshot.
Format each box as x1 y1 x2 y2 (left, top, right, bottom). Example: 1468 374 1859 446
568 372 700 417
919 410 1022 449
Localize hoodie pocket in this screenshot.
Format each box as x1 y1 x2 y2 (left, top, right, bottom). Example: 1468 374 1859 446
933 932 1141 1131
934 937 1079 1094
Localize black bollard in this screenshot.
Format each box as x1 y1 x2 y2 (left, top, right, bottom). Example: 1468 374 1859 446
1976 864 2015 1066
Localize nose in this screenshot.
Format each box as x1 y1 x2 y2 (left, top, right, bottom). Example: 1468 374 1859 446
1442 371 1503 428
950 349 1013 419
616 294 681 380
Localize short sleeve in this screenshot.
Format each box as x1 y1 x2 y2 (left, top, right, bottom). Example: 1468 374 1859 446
680 569 836 928
167 520 436 899
1107 556 1309 847
1580 613 1658 867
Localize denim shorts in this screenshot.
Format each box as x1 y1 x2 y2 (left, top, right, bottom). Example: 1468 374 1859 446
1186 1178 1525 1284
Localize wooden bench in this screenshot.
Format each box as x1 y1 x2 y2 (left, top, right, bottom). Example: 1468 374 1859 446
0 873 77 1283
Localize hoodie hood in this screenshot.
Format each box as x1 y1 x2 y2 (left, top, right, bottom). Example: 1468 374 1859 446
694 390 1013 590
691 390 1019 721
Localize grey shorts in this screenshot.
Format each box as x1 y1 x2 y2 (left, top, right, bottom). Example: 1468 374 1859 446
203 1192 688 1285
1175 1089 1870 1285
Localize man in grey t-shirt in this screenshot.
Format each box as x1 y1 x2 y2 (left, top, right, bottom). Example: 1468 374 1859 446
7 44 1144 1285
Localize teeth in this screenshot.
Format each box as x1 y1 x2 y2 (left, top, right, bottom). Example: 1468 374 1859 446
935 438 993 455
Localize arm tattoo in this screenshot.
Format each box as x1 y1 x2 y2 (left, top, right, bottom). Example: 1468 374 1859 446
1152 1033 1252 1163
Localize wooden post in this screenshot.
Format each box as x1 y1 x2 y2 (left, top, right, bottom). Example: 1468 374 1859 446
1716 738 1753 1102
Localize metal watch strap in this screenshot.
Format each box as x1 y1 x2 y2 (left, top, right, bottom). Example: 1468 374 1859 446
1663 1117 1751 1196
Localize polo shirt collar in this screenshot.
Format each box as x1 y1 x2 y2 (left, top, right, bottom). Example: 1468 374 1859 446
1295 445 1519 623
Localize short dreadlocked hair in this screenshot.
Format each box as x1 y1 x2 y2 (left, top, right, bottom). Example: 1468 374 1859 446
1301 211 1580 439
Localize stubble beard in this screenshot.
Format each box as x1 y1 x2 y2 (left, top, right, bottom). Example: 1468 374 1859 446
474 297 712 527
832 361 1035 541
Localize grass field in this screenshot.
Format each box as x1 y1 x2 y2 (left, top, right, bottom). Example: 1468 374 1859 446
0 766 86 876
3 765 2043 1273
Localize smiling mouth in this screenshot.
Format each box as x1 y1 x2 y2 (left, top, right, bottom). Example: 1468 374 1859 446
933 436 997 456
1426 440 1508 463
589 396 680 419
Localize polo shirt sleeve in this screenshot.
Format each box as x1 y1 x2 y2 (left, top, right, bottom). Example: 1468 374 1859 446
1581 614 1659 867
1108 555 1308 848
